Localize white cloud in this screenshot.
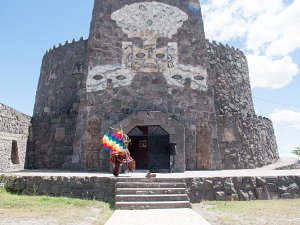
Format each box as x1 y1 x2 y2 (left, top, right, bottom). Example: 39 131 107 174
202 0 285 44
269 109 300 129
247 54 298 88
202 0 300 89
246 0 300 56
269 109 300 154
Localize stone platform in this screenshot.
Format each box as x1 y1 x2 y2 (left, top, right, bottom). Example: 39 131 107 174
1 166 300 203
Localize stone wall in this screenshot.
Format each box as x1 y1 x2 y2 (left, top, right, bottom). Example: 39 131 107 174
207 40 279 169
217 115 278 169
1 175 299 203
27 38 88 170
0 103 31 172
185 176 300 202
207 40 254 116
3 175 116 202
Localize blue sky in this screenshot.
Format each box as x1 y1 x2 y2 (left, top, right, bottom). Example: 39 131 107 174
0 0 299 156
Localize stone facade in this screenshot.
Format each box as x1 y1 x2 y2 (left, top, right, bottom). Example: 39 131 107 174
0 103 31 172
27 0 279 172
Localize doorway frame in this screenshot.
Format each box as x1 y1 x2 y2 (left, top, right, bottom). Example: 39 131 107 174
128 125 171 171
116 111 185 172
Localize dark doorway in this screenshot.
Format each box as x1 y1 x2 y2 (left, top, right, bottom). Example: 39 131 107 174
128 125 170 171
11 140 20 164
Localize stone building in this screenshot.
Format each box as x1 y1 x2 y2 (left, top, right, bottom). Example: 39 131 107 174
26 0 279 172
0 103 31 172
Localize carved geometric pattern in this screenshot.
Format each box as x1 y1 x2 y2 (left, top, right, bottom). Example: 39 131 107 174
86 1 208 92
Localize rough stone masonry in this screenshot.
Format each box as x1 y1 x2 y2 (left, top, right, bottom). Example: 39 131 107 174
0 103 31 172
23 0 279 172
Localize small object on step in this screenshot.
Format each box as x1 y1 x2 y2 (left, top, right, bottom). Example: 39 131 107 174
146 172 156 178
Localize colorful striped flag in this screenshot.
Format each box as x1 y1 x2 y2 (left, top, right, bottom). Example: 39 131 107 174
102 129 127 154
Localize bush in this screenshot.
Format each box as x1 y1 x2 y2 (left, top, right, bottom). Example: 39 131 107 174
292 147 300 156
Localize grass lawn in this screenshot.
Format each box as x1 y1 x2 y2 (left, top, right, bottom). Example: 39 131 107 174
0 188 114 225
193 199 300 225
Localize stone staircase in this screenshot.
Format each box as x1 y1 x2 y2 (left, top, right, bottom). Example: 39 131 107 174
115 178 191 210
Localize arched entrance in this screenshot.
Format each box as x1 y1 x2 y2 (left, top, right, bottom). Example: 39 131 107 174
116 111 186 172
128 125 170 171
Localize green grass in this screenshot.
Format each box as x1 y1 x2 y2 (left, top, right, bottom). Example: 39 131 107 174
0 188 114 225
205 199 300 214
193 199 300 225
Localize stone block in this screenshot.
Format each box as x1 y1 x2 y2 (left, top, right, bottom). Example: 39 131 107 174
256 177 266 186
287 183 299 196
191 180 204 191
213 182 223 192
224 178 236 194
205 190 215 200
238 189 249 201
242 177 256 191
215 191 226 201
203 179 213 191
233 177 243 189
60 187 71 195
54 128 65 142
226 194 239 201
75 179 83 188
255 186 269 200
266 177 278 184
38 179 51 194
71 189 84 197
266 183 277 192
248 190 256 200
280 193 292 199
50 185 61 195
13 178 26 192
268 192 279 199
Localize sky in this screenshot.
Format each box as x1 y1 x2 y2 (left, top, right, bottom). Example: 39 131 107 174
0 0 299 156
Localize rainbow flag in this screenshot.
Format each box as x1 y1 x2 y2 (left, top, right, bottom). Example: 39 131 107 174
102 129 127 154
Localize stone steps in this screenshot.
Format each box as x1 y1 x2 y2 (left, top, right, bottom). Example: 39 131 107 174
116 181 186 189
116 187 187 195
116 194 189 202
115 178 191 210
115 201 191 210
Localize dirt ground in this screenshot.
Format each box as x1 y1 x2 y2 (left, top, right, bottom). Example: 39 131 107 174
0 207 105 225
192 199 300 225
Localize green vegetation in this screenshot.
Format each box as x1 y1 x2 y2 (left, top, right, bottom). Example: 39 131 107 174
0 187 114 225
193 199 300 225
292 146 300 156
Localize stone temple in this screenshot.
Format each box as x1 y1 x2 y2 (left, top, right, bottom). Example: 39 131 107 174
23 0 279 173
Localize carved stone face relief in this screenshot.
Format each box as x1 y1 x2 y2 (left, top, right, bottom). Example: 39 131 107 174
86 1 208 92
122 42 178 73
